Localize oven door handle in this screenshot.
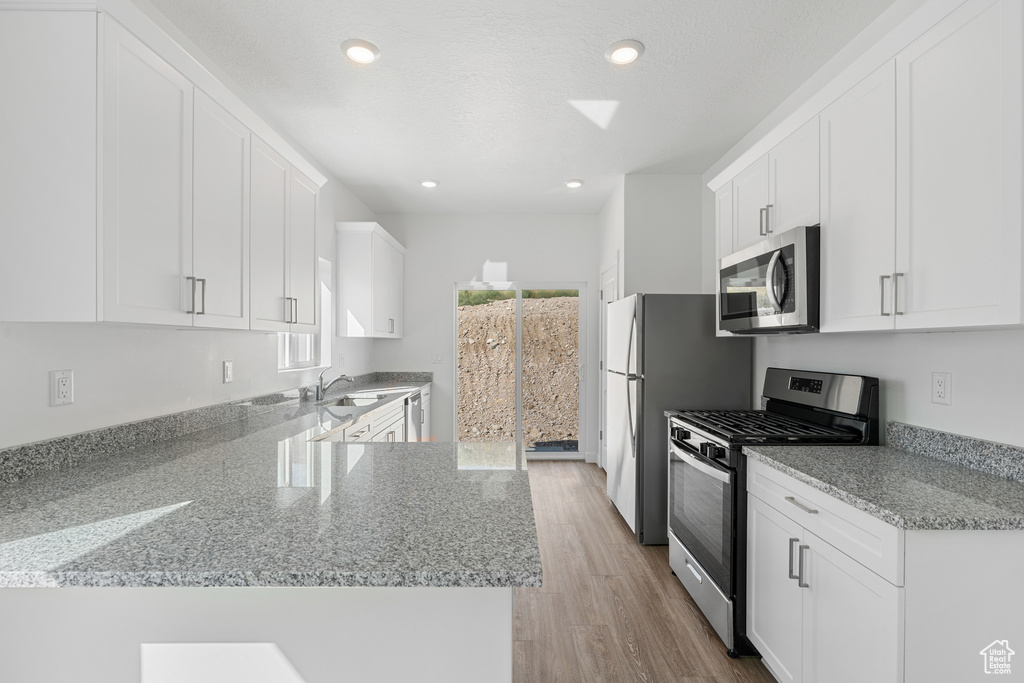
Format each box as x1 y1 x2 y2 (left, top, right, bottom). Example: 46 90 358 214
671 444 732 485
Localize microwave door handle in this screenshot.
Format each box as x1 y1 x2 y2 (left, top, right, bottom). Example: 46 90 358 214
765 250 784 314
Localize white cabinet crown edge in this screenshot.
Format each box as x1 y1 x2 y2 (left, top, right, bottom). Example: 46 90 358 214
3 0 327 189
336 222 407 254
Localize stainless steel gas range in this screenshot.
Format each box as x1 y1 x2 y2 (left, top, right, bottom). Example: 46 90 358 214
664 368 879 657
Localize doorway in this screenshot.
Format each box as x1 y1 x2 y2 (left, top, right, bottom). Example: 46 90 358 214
455 283 585 456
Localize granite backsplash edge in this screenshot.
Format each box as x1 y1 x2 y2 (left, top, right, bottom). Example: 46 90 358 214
0 371 432 485
888 422 1024 483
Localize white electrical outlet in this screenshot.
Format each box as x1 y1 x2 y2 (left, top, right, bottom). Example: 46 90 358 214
337 354 345 368
431 353 443 365
50 369 74 406
223 361 233 384
932 371 952 405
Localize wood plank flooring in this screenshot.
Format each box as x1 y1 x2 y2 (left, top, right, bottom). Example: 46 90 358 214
514 460 774 683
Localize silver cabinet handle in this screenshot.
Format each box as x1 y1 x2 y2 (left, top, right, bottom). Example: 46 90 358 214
284 298 291 323
893 272 904 316
685 559 703 584
196 278 206 315
788 537 800 580
785 496 818 514
765 204 774 234
879 275 891 316
798 545 810 588
348 426 369 440
759 206 768 236
185 276 197 314
389 318 395 334
292 297 298 324
420 411 424 424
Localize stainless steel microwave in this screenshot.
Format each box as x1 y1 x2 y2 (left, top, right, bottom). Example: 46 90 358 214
718 224 819 334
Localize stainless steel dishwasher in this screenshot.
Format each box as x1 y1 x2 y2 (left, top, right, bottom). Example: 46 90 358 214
404 391 422 442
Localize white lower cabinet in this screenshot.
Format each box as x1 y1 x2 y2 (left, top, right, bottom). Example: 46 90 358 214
747 461 904 683
421 385 431 441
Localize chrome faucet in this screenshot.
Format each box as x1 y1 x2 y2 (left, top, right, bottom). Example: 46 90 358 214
316 369 353 400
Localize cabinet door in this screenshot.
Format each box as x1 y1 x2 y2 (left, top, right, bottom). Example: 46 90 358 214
289 169 318 332
894 0 1022 329
192 89 249 330
250 137 290 331
371 233 392 337
747 494 804 683
101 18 193 326
421 397 431 440
388 245 404 338
731 155 770 252
801 530 903 683
770 118 819 234
819 63 897 333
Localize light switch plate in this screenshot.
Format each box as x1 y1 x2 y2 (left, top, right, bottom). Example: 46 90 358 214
223 361 233 384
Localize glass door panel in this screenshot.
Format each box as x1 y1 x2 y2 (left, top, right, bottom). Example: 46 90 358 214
456 290 516 442
522 290 579 453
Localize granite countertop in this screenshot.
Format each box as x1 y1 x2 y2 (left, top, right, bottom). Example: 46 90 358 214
744 444 1024 531
311 380 431 438
0 389 542 589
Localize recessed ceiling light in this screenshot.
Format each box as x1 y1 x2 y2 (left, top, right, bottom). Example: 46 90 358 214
605 39 644 65
421 179 439 188
565 179 584 189
341 39 380 64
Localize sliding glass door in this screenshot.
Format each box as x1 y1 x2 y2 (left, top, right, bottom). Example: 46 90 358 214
456 285 583 454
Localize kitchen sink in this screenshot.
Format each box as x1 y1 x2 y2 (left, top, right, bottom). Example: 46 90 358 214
331 394 387 407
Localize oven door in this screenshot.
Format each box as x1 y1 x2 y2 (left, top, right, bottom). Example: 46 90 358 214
718 224 819 333
668 441 735 596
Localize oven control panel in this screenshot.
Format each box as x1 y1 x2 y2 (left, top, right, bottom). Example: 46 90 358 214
789 376 823 394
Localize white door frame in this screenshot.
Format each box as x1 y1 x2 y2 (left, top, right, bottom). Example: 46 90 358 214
453 282 587 459
598 257 618 470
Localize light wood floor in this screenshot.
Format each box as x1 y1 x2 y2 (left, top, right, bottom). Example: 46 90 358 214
514 460 774 683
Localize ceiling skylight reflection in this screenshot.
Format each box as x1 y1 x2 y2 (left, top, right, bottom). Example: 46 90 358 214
568 100 621 130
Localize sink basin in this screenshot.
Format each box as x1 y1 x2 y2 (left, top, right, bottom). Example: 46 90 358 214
331 394 387 407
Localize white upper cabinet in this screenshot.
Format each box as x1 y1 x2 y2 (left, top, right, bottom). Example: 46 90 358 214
769 118 820 235
101 18 194 326
819 63 897 333
337 222 406 338
250 139 319 333
727 118 820 255
289 170 319 333
713 0 1023 334
731 154 771 253
0 11 97 323
249 138 290 331
0 8 323 330
893 0 1022 329
192 89 250 330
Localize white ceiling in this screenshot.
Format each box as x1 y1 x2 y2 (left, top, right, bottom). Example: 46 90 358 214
146 0 897 214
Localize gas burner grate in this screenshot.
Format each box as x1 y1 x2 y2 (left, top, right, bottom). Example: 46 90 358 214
674 410 862 444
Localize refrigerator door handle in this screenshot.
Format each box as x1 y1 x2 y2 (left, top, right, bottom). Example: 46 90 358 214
626 377 636 457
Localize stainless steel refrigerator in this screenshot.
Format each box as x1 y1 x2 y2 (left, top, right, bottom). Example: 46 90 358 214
605 294 751 544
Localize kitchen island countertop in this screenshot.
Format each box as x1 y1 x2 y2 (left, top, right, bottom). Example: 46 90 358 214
0 396 542 589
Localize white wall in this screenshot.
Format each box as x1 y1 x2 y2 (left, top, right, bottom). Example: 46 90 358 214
372 213 600 456
622 174 704 295
754 329 1024 449
598 179 625 299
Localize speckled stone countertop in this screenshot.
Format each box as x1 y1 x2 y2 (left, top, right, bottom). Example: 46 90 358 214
743 444 1024 531
0 390 542 589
